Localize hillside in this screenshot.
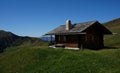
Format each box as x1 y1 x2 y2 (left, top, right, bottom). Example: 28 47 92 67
0 46 120 73
0 18 120 73
0 30 47 52
104 18 120 48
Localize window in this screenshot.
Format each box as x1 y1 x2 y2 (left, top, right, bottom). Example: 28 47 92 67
58 35 66 43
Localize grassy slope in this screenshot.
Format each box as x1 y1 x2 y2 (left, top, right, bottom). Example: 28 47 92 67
0 46 120 73
1 18 120 73
104 18 120 47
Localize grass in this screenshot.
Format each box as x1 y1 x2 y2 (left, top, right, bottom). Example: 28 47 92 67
104 18 120 47
0 18 120 73
0 46 120 73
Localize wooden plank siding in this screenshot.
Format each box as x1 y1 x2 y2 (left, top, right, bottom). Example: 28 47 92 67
83 23 104 49
45 20 112 49
55 32 104 49
55 35 85 48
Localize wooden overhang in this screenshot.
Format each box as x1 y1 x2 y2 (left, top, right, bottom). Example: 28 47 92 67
45 21 112 35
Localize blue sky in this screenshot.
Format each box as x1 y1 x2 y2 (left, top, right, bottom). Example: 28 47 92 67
0 0 120 37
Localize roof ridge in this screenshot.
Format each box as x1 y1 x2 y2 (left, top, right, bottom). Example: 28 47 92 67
45 20 102 35
73 20 98 25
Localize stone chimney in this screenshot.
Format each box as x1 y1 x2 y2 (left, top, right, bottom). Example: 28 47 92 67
66 20 71 30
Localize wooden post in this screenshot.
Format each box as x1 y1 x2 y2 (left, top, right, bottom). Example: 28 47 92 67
50 35 52 44
81 44 83 50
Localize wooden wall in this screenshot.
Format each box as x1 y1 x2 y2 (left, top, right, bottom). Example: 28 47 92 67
55 33 104 49
54 23 104 49
55 35 85 48
83 23 104 49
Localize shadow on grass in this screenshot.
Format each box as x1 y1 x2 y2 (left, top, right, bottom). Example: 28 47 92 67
104 46 119 49
86 46 119 51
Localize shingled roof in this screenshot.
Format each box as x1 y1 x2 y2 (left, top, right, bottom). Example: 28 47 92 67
45 21 112 35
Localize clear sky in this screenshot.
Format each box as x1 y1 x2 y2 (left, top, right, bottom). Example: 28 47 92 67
0 0 120 37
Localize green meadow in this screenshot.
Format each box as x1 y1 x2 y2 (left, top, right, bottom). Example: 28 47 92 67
0 46 120 73
0 18 120 73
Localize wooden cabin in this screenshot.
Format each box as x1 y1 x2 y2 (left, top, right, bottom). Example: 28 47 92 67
45 20 112 49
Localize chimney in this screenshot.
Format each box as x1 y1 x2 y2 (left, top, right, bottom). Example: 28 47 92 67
66 19 71 30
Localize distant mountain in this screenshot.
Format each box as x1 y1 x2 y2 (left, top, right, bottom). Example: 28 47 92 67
40 36 55 42
0 30 47 52
104 18 120 48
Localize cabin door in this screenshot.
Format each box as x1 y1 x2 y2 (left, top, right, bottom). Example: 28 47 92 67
78 35 85 48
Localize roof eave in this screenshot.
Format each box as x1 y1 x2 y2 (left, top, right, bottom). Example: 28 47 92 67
45 32 86 35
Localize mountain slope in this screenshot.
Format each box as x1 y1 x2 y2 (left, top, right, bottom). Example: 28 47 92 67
104 18 120 47
0 18 120 73
0 46 120 73
0 30 47 52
